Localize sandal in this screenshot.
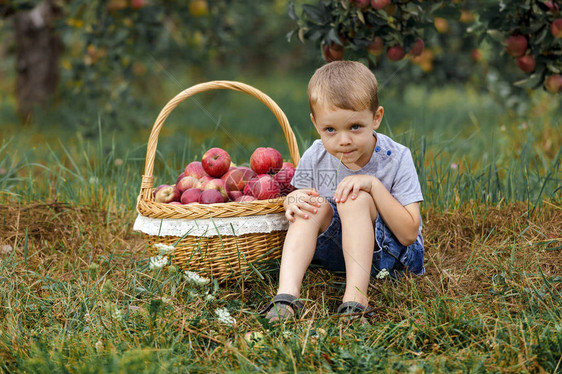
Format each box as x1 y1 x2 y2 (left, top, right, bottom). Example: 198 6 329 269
336 301 375 321
260 293 304 322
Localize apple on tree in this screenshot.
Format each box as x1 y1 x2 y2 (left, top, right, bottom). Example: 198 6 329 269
505 35 528 57
386 45 405 61
552 19 562 38
370 0 390 10
516 55 536 73
545 74 562 93
367 37 384 56
202 147 231 177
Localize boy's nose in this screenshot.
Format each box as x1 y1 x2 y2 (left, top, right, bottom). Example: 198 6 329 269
338 133 352 146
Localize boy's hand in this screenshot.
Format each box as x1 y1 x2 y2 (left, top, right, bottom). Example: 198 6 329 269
334 175 376 203
284 189 322 223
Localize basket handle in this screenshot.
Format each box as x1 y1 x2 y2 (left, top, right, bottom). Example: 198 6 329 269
140 80 301 199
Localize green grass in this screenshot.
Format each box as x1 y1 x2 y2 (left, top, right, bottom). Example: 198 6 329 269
0 78 561 372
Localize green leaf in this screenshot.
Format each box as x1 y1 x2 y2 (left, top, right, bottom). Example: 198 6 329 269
513 67 545 89
486 29 505 43
303 4 328 25
288 2 297 21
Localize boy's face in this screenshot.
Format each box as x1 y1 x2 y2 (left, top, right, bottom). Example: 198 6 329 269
311 104 384 170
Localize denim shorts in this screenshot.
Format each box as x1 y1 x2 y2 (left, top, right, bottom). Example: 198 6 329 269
311 200 425 278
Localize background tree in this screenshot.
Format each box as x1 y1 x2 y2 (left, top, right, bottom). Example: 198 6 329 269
288 0 562 102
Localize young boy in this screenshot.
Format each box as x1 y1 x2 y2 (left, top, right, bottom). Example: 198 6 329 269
262 61 425 321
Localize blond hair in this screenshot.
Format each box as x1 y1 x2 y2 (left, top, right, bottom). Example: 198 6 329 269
308 61 379 116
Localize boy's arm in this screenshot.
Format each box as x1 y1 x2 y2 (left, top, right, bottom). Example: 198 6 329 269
334 175 420 246
369 178 420 246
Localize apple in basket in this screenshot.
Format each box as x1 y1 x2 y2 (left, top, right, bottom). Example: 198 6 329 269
154 184 180 203
222 166 258 200
235 195 257 202
202 147 231 178
181 188 203 204
247 174 281 200
184 161 207 179
203 178 228 201
250 147 283 174
273 163 296 196
176 175 200 193
199 189 225 204
194 175 214 189
176 172 186 185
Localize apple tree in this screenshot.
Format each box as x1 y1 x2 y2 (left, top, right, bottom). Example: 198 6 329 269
288 0 562 95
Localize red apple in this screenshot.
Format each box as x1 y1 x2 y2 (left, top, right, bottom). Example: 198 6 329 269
222 166 258 196
370 0 390 10
176 172 186 185
552 19 562 38
282 162 294 169
131 0 144 9
351 0 370 9
199 189 225 204
154 185 180 203
410 38 424 57
273 164 296 196
471 48 482 62
202 147 231 177
545 1 560 12
194 175 214 189
184 161 207 179
228 190 244 201
153 184 165 198
235 195 257 202
545 74 562 93
367 37 384 56
322 42 345 62
248 174 281 200
386 45 405 61
176 175 199 193
505 35 527 57
516 55 536 73
203 178 228 201
250 147 283 175
181 188 203 204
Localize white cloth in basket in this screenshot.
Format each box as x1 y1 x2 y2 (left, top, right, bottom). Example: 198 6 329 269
133 213 289 238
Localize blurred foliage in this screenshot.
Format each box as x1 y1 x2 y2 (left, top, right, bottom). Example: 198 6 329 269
0 0 319 133
289 0 562 114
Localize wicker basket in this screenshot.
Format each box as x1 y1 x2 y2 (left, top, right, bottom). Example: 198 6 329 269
136 80 300 281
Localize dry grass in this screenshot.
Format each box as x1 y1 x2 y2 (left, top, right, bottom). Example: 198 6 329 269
0 200 561 372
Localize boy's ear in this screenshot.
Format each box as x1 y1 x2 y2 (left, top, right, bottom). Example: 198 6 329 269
310 113 317 127
373 106 384 130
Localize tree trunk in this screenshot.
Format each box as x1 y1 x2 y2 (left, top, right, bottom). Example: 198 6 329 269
14 0 62 118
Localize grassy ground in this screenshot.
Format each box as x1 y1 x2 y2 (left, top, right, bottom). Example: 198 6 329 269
0 82 561 372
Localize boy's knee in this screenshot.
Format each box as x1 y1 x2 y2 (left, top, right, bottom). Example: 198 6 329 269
337 191 376 218
291 197 333 230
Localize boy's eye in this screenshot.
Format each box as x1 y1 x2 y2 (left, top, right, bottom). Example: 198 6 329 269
325 127 335 133
351 124 361 130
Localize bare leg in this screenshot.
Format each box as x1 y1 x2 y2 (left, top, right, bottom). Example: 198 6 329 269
277 200 333 298
337 191 378 307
